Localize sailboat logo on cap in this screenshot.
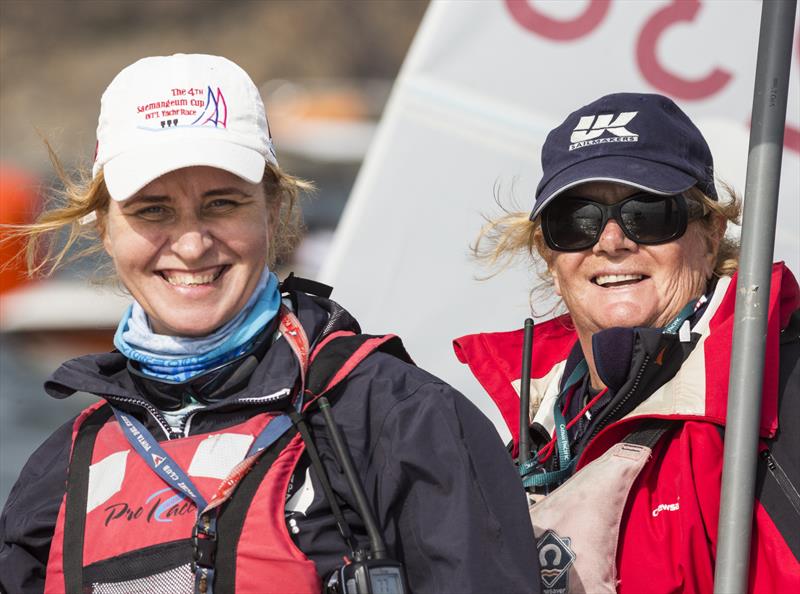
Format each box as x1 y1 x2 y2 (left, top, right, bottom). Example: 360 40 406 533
191 86 228 128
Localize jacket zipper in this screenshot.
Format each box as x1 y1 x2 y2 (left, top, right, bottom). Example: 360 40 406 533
105 394 177 439
179 387 293 437
578 353 652 464
761 449 800 516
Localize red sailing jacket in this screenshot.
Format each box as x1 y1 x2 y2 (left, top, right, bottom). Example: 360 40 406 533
454 263 800 594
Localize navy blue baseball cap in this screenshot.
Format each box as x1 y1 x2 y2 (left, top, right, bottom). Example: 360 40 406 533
530 92 717 220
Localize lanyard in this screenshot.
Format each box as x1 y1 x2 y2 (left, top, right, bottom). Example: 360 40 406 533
520 298 700 491
552 362 587 469
112 408 209 509
519 360 586 489
663 300 698 336
110 305 311 594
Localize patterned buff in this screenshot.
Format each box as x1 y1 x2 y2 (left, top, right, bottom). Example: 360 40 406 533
114 268 281 382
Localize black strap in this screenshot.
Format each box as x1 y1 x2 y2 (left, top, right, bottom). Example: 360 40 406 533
280 272 333 299
758 317 800 560
214 426 299 594
712 317 800 562
306 334 413 396
622 418 674 449
63 405 114 594
82 538 194 584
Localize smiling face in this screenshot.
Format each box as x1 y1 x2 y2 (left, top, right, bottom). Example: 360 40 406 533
547 182 720 342
102 166 274 337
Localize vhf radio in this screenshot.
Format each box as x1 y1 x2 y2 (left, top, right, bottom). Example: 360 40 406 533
291 397 409 594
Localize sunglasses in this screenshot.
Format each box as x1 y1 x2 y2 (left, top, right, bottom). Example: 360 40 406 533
541 192 707 252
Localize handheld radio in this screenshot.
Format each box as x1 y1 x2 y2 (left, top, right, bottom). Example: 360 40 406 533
290 398 409 594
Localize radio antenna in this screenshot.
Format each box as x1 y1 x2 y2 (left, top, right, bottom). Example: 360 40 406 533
318 396 388 560
519 318 534 467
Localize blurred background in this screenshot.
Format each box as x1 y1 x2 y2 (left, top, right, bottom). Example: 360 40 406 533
0 0 427 507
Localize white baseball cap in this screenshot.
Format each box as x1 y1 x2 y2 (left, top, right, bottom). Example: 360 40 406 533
93 54 277 201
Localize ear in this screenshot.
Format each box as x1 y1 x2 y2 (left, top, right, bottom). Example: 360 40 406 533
550 261 563 297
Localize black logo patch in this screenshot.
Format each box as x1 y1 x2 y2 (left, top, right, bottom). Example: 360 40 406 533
538 529 576 594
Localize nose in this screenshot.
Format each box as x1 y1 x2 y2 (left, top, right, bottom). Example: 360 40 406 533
592 219 638 256
170 220 214 262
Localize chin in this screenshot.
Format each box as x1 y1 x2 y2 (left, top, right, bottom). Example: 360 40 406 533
151 311 230 337
598 303 652 330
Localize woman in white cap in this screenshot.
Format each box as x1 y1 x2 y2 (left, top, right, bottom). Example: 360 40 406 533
455 93 799 593
0 54 539 594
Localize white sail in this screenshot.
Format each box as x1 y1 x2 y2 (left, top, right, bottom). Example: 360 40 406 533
320 0 800 438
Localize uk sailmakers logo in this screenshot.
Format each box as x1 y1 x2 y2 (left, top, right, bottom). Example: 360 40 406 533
538 529 576 594
569 111 639 151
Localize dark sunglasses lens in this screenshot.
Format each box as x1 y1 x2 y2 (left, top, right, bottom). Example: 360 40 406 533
619 195 681 243
546 199 604 250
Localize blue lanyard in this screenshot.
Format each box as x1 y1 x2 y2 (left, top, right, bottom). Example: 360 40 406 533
111 401 303 512
112 408 209 510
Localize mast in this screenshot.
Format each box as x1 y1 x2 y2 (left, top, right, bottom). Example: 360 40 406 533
714 1 797 592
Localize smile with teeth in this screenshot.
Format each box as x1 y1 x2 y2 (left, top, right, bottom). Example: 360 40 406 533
593 273 645 287
160 266 226 287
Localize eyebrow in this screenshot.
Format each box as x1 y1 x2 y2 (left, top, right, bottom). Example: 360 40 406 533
121 195 169 210
123 187 252 209
203 187 252 198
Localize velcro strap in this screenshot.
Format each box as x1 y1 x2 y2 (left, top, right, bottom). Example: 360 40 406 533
622 418 674 449
281 272 333 298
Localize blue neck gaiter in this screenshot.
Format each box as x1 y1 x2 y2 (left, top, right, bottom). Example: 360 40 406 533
114 269 281 382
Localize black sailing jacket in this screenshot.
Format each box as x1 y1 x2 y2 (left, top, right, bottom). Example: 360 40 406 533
0 290 540 594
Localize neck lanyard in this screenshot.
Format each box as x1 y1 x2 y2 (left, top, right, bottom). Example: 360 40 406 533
520 298 700 491
110 305 311 594
519 361 587 489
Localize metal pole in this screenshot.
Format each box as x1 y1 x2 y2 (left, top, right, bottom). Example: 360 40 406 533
519 318 534 466
714 1 796 592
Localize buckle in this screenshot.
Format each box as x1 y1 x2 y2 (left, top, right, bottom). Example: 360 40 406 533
193 537 217 569
192 516 217 541
192 515 218 570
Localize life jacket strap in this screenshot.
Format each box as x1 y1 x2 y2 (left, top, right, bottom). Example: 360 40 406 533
63 405 114 593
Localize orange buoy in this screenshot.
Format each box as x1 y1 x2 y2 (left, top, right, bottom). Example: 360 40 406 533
0 166 40 294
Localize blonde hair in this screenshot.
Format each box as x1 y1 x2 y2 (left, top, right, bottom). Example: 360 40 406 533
472 182 742 316
5 143 311 280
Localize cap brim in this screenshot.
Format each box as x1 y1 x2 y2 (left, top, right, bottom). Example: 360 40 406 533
530 155 698 219
103 138 271 201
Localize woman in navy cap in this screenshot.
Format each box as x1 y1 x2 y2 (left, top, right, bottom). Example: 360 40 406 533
0 54 539 594
455 92 799 593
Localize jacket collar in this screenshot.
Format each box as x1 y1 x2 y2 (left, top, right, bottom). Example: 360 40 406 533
454 263 799 442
